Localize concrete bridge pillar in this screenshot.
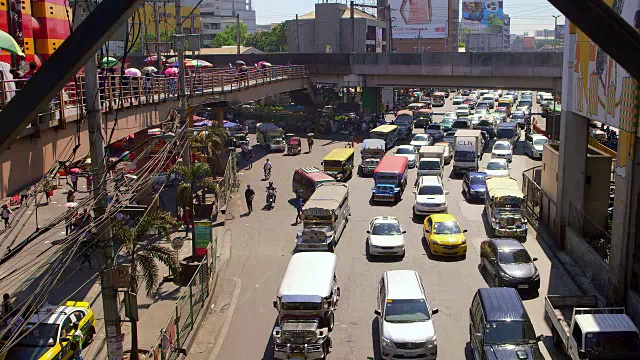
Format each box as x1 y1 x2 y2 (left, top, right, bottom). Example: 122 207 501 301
213 106 225 126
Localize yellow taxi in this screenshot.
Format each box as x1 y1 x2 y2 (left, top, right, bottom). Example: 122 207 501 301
3 301 96 360
423 213 468 256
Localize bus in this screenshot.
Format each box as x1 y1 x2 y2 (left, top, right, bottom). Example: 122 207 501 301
369 124 399 151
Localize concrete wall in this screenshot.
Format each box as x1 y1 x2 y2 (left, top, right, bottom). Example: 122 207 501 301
566 227 613 301
541 144 559 202
584 148 613 230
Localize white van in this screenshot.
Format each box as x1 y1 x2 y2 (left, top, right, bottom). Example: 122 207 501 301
375 270 439 360
413 176 448 216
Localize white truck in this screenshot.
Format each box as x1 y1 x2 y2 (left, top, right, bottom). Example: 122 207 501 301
452 129 483 176
417 146 445 178
545 295 640 360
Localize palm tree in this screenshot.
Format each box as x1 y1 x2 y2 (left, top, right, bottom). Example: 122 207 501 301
191 122 228 174
115 211 179 360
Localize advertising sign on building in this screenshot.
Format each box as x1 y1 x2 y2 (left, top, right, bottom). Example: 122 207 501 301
461 0 504 33
376 28 383 52
382 87 394 108
194 221 213 256
389 0 448 39
554 24 565 40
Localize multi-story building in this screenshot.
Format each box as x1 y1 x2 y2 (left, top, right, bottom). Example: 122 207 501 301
193 0 256 44
286 2 387 53
464 13 510 52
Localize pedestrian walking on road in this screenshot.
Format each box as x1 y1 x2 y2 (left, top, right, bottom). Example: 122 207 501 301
245 185 255 213
70 173 78 191
247 149 254 169
295 195 304 224
1 205 11 229
307 135 314 153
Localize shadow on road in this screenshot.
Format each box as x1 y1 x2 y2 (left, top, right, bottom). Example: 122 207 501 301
260 321 277 360
370 317 382 360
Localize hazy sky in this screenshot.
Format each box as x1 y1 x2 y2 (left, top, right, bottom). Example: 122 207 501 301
252 0 564 35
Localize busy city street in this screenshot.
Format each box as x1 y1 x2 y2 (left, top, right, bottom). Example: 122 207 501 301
208 93 580 360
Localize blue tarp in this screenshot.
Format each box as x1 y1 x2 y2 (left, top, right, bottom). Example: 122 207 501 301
193 120 212 127
224 121 240 128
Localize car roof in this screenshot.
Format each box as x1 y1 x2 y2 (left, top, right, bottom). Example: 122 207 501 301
27 304 85 325
477 288 528 322
384 270 424 300
428 213 457 223
469 171 488 178
418 175 443 187
497 122 517 128
530 134 547 139
278 252 337 297
490 238 526 251
397 145 415 149
494 140 511 146
372 216 400 224
488 158 508 164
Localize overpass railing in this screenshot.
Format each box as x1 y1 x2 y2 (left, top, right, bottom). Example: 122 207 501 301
0 65 307 131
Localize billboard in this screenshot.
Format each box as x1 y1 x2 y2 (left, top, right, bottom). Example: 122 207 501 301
389 0 448 39
555 24 565 40
461 0 504 33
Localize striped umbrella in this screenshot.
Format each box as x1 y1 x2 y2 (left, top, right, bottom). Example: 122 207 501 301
144 55 165 64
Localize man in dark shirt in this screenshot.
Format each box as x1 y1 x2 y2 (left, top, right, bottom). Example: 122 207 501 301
245 185 255 213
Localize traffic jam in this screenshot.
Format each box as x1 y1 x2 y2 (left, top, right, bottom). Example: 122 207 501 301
264 89 640 360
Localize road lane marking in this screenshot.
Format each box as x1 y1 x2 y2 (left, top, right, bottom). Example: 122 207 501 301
208 277 241 360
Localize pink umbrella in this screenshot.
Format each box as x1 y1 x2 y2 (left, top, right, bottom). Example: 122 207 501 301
124 68 141 77
164 67 179 76
68 168 81 174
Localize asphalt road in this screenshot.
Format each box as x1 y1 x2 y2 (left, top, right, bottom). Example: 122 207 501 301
209 94 579 360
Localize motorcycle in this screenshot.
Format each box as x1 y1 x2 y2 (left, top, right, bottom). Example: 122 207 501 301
266 188 277 210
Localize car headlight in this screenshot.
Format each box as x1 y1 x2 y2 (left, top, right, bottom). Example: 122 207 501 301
427 336 437 348
382 336 393 348
499 270 514 279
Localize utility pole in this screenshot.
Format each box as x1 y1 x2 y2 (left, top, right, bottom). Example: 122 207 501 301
387 4 393 52
174 0 190 177
191 12 196 34
553 15 561 51
236 13 241 54
74 1 122 359
418 29 421 52
155 2 162 72
350 1 355 53
295 14 300 52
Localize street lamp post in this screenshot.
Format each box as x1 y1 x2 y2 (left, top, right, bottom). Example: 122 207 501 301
553 15 561 51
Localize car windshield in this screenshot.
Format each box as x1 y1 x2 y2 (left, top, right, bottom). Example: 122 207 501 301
442 119 455 126
372 222 402 235
494 143 511 150
498 249 532 264
584 331 640 354
419 161 441 170
384 299 430 323
418 185 444 195
396 148 415 155
469 176 486 185
487 161 507 170
478 120 492 127
413 135 429 142
427 124 441 131
533 138 548 146
477 103 489 108
15 323 59 347
433 221 461 234
452 121 469 129
484 321 538 345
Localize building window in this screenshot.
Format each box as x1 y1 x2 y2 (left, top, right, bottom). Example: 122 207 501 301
203 24 210 30
212 23 220 30
381 28 386 40
366 26 376 41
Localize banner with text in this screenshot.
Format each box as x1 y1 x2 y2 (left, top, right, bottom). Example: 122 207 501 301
461 0 504 33
389 0 448 39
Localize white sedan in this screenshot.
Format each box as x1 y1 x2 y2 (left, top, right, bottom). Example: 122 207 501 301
395 145 418 168
484 159 510 177
367 216 406 257
491 140 513 162
410 134 433 150
452 96 464 105
456 105 471 118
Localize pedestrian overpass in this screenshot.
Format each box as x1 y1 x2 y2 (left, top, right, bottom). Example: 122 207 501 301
187 52 564 92
0 66 309 198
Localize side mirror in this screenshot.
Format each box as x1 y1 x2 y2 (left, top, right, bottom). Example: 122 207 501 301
463 229 468 233
320 161 324 165
366 230 371 234
374 309 382 316
402 230 407 234
425 229 431 233
532 257 538 262
537 334 545 342
273 300 277 309
432 308 439 315
413 190 417 194
445 191 450 195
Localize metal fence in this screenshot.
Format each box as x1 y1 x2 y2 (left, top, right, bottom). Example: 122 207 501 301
568 202 611 263
219 151 240 210
151 239 217 360
522 166 557 237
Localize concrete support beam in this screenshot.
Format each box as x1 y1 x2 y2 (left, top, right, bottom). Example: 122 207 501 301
556 110 589 249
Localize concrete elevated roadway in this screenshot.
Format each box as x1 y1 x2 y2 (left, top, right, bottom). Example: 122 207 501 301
179 52 564 92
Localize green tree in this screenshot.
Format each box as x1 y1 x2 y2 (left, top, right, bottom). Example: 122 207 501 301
115 211 179 360
191 122 228 175
487 14 503 32
245 22 288 52
130 30 172 55
458 42 466 48
211 23 249 47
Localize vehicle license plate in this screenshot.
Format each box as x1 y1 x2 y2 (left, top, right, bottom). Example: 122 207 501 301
517 285 529 289
383 252 395 255
291 355 304 360
445 249 457 254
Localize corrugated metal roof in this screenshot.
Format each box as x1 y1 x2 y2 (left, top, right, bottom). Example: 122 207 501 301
486 177 524 199
574 313 639 334
303 183 349 211
278 252 337 297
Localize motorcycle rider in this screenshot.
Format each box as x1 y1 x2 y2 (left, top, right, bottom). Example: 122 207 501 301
266 181 277 205
263 159 272 179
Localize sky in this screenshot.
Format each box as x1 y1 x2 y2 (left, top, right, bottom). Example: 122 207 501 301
252 0 565 35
